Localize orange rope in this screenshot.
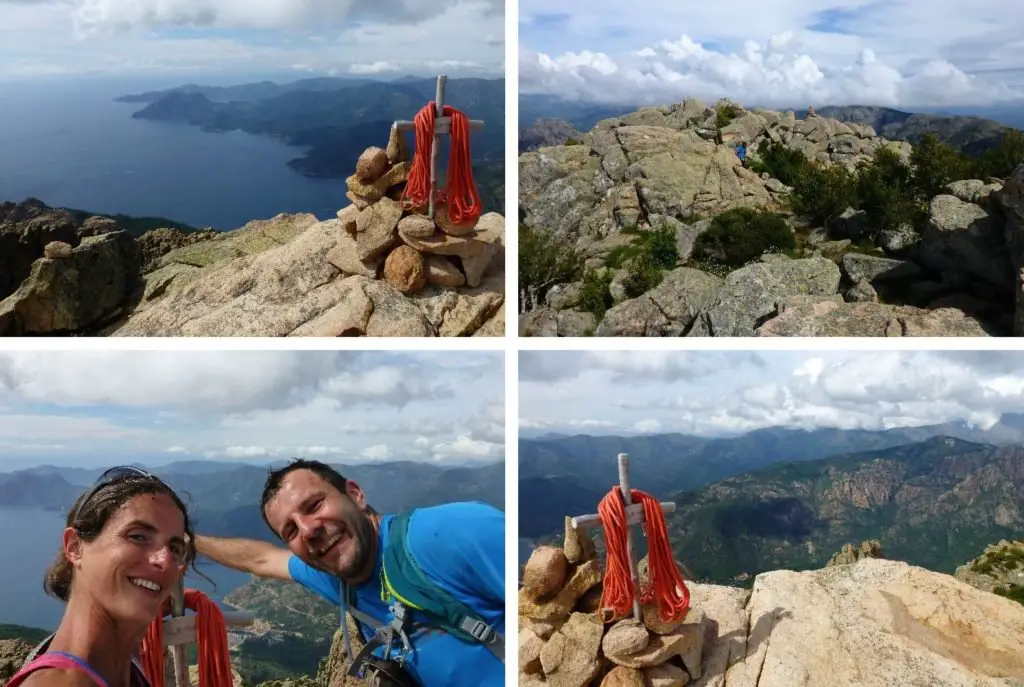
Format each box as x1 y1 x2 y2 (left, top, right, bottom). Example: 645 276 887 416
598 487 690 623
139 589 233 687
401 101 482 225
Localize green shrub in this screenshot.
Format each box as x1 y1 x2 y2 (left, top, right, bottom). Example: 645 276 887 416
693 208 795 268
564 137 583 146
791 162 858 228
911 133 973 200
579 269 614 319
622 251 665 298
716 103 742 130
753 140 809 186
994 584 1024 606
975 129 1024 179
857 147 924 232
519 223 584 310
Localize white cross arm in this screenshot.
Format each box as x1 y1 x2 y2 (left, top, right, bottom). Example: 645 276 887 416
571 501 676 530
161 610 256 648
393 118 485 134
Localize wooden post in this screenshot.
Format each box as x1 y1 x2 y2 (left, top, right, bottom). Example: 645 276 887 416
170 581 189 687
429 74 445 220
570 453 676 623
391 74 485 220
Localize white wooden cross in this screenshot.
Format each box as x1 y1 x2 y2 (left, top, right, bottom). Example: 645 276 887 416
570 453 676 621
392 74 486 219
160 579 256 687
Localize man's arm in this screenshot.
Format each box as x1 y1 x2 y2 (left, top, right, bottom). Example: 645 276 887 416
194 535 292 581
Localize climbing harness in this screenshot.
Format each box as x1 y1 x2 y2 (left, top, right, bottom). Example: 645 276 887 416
401 102 483 225
138 590 233 687
598 487 690 623
340 511 505 685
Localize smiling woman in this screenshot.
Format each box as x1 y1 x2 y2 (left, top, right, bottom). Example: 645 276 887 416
8 468 200 687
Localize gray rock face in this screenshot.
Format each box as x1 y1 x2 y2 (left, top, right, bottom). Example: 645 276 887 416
919 194 1013 292
0 231 140 335
697 255 841 337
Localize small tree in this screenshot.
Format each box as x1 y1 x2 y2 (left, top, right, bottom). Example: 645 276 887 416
791 163 858 228
911 133 972 200
519 223 584 311
693 208 795 268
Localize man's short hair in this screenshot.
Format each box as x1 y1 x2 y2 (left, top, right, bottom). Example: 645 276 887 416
260 458 349 539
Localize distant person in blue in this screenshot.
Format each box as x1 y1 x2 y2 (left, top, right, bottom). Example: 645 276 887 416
195 459 505 687
735 142 748 166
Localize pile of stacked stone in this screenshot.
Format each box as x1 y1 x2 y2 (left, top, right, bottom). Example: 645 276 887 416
519 518 706 687
330 127 502 295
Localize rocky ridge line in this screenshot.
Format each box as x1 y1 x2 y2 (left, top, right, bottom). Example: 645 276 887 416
519 97 1024 337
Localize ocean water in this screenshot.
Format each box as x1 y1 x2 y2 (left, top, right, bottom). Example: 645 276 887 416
0 506 252 632
0 78 348 231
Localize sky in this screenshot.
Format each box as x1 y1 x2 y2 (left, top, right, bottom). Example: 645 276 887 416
0 0 503 81
519 0 1024 109
0 350 504 470
520 350 1024 438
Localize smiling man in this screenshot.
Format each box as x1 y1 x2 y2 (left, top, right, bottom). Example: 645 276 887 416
194 459 505 687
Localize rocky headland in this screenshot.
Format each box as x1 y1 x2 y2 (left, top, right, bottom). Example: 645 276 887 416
0 130 504 337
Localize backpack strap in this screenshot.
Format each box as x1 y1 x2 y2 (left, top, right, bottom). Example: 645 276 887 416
381 511 504 663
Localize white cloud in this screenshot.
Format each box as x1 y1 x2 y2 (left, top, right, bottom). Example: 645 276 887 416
519 0 1024 108
520 351 1024 438
362 444 390 461
0 351 502 468
431 435 500 461
0 0 503 77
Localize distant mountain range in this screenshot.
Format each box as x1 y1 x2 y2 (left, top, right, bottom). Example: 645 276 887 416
663 437 1024 585
519 414 1024 539
118 76 505 212
518 94 1022 156
0 458 505 544
522 426 1024 590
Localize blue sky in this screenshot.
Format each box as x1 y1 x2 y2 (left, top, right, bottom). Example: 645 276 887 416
0 0 503 81
519 351 1024 438
519 0 1024 108
0 351 504 471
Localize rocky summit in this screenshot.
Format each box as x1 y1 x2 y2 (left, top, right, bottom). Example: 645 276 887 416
0 129 504 337
519 97 1024 337
519 522 1024 687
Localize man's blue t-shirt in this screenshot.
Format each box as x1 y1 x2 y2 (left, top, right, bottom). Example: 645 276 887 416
287 501 505 687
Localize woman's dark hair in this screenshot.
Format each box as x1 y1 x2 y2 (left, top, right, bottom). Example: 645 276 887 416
44 473 201 601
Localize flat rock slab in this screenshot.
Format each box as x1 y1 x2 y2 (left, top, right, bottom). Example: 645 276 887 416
755 299 992 337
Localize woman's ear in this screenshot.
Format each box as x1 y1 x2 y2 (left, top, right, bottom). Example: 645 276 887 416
63 527 84 568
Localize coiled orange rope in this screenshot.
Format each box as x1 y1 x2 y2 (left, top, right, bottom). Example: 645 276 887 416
139 589 233 687
598 487 690 623
401 102 482 225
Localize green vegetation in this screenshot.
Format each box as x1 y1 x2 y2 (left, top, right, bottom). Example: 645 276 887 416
765 130 1024 238
970 546 1024 575
519 223 584 310
579 269 614 320
749 140 807 186
693 207 795 268
64 208 200 235
0 623 49 644
716 103 742 130
234 634 332 686
994 584 1024 606
564 138 583 146
603 223 680 299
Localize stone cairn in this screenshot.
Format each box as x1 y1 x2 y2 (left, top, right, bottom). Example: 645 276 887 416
520 454 707 687
329 74 503 295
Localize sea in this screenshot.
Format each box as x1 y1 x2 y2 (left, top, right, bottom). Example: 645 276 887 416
0 506 252 632
0 77 348 231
